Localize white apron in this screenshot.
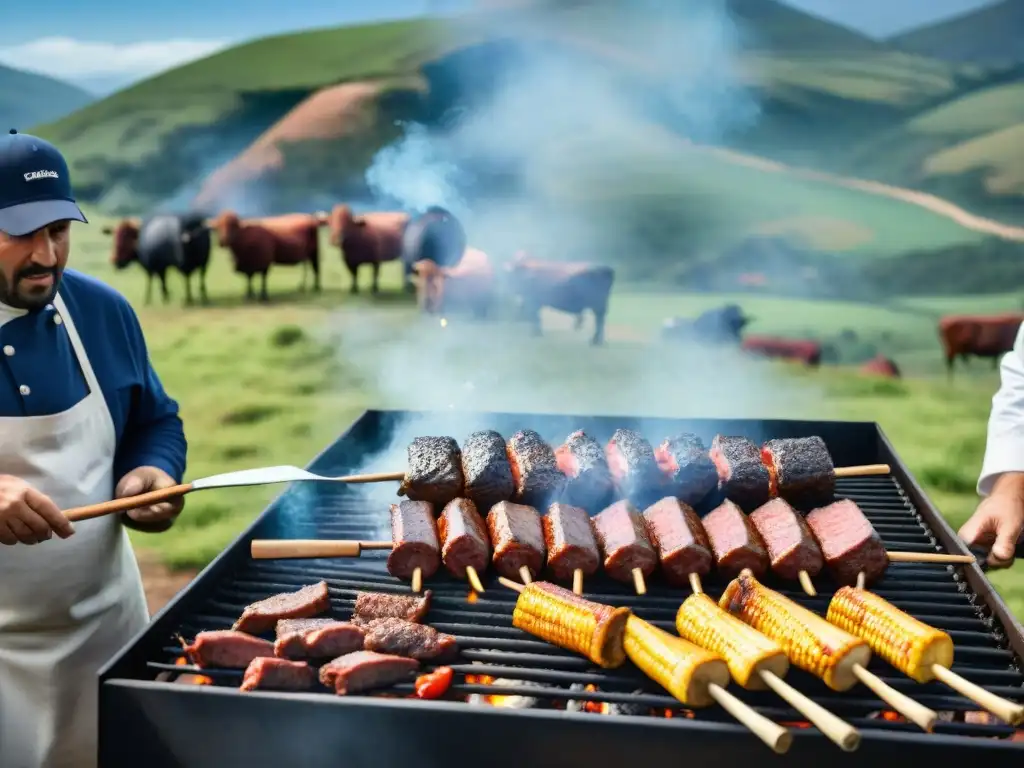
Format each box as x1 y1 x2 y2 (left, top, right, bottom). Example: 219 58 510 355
0 293 149 768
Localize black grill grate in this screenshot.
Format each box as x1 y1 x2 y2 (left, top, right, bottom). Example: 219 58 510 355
100 411 1024 766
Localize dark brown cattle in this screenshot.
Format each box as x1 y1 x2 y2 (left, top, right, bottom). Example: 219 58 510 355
324 204 410 294
214 211 321 301
414 247 494 318
859 355 900 379
741 336 822 367
938 314 1023 378
504 254 614 345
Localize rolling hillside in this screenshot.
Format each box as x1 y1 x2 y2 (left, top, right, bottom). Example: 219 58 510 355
0 63 93 129
889 0 1024 65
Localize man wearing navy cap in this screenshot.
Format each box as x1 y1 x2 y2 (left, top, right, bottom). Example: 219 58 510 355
0 129 187 768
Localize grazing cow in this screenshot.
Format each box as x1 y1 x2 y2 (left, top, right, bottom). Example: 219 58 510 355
938 314 1023 378
324 204 410 294
504 254 615 346
414 247 495 318
213 211 321 302
106 214 211 305
859 355 901 378
662 304 751 345
741 336 823 367
401 206 467 272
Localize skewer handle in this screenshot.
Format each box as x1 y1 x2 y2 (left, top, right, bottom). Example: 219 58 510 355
851 664 937 732
466 566 486 594
632 568 647 595
572 569 584 596
411 567 423 594
931 665 1024 726
498 576 524 593
798 570 816 597
64 482 195 521
759 670 860 752
856 572 866 589
250 539 372 559
688 572 703 595
519 566 533 585
333 471 406 483
707 683 792 754
833 464 890 478
887 551 975 564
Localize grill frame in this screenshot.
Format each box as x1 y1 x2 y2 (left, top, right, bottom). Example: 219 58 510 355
99 410 1024 767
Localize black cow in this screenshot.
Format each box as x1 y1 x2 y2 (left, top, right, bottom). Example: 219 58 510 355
662 304 751 345
401 206 467 272
108 213 211 305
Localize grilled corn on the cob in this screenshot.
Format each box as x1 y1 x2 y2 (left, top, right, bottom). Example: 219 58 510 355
512 581 630 668
624 615 730 707
676 593 789 690
720 572 871 691
827 586 954 683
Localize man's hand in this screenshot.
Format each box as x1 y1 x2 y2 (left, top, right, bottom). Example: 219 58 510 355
0 474 75 545
115 466 183 531
959 473 1024 569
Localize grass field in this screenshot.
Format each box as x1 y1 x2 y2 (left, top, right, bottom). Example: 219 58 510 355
68 208 1023 620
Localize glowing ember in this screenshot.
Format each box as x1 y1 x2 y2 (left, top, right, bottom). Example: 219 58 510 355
465 674 536 708
466 591 479 604
174 656 213 686
877 711 903 723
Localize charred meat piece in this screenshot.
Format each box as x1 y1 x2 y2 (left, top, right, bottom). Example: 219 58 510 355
641 497 713 587
761 437 835 509
806 499 887 587
461 430 515 510
554 430 615 510
592 500 658 583
387 501 441 581
486 501 546 580
273 619 366 660
749 498 824 580
361 617 459 661
654 433 718 507
233 581 331 635
398 436 464 507
507 429 565 508
240 657 317 692
543 503 601 582
702 500 769 578
184 630 275 669
353 591 432 624
709 435 771 511
605 429 666 506
438 498 491 579
319 651 420 695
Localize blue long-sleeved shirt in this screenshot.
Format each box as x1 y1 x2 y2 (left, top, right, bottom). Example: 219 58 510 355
0 268 187 485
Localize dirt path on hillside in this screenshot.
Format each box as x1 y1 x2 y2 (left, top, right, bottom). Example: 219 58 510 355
701 145 1024 242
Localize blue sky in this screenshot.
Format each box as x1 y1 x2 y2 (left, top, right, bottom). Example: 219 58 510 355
0 0 996 94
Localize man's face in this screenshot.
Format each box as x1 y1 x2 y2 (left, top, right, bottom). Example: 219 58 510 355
0 220 71 310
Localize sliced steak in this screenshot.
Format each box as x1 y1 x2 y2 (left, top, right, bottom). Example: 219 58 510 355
543 502 600 582
353 590 432 623
702 499 769 578
184 630 275 669
319 651 420 695
437 498 491 579
240 657 317 692
233 581 331 635
361 617 459 661
592 500 658 583
387 500 441 581
641 496 713 586
806 499 888 586
486 501 546 580
273 619 365 660
749 498 824 580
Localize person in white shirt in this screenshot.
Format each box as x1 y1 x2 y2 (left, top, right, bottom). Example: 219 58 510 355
960 322 1024 568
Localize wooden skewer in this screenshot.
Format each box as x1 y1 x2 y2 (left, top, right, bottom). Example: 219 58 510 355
688 572 703 594
930 665 1024 726
833 464 889 478
411 567 423 594
519 566 533 584
798 570 816 597
572 569 584 595
851 664 938 732
758 670 860 752
631 567 646 595
465 566 485 594
856 572 866 589
886 552 976 564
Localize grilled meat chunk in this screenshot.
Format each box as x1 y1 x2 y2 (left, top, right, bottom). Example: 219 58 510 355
461 430 515 510
387 501 441 581
398 436 464 507
507 429 565 507
709 435 771 511
702 500 769 578
605 429 665 506
592 500 658 583
233 581 331 635
353 591 432 624
654 433 718 507
240 657 316 692
749 498 824 580
543 503 600 582
273 619 365 660
486 501 546 580
319 651 419 695
554 430 615 510
761 436 835 509
641 497 713 587
361 617 459 661
806 500 887 587
438 498 491 579
184 630 275 669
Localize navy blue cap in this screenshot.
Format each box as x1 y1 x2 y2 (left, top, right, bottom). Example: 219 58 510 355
0 129 87 236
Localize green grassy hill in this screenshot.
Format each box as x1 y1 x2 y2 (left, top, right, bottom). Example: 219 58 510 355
889 0 1024 66
0 63 93 130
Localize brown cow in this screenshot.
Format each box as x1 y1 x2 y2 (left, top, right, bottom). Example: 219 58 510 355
938 314 1023 377
324 204 410 294
741 336 822 367
214 211 321 301
504 253 614 345
414 247 494 318
859 354 901 378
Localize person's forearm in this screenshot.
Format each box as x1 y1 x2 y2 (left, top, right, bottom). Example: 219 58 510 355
990 472 1024 500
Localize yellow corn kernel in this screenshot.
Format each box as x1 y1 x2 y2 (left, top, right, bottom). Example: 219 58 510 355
719 572 871 692
827 586 953 683
512 581 630 668
676 593 789 690
624 616 730 708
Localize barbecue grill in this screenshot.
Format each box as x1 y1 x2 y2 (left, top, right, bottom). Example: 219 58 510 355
100 410 1024 767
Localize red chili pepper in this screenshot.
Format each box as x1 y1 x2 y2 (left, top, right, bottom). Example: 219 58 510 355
415 667 454 699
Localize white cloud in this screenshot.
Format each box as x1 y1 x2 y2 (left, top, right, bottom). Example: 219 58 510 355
0 37 231 91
